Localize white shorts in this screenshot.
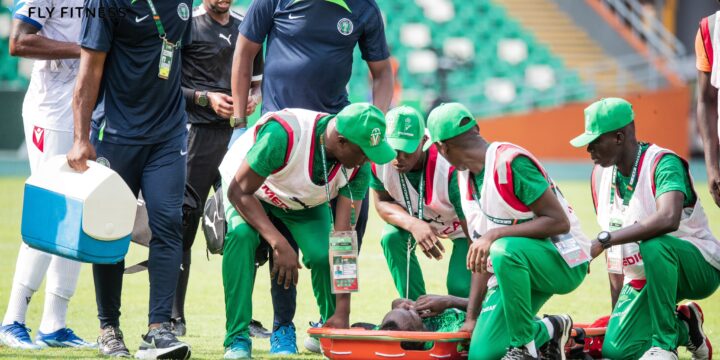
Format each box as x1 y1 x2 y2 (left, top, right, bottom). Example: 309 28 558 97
23 120 73 174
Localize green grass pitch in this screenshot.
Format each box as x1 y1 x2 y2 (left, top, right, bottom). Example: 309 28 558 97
0 177 718 359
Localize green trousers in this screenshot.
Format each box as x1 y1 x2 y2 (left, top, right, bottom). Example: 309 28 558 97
469 237 588 360
603 235 720 360
221 186 335 347
380 223 471 300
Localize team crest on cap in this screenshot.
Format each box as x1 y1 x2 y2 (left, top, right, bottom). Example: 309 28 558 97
177 3 190 20
370 128 381 146
337 18 353 36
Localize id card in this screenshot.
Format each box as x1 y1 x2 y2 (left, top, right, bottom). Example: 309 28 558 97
329 231 358 294
158 39 174 79
550 232 590 268
606 245 623 274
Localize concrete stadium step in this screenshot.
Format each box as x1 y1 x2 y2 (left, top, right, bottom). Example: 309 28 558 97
492 0 643 96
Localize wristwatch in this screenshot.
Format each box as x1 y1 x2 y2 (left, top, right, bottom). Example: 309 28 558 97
229 115 247 128
597 231 612 249
196 91 208 107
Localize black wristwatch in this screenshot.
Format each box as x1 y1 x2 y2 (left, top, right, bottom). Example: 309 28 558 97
196 91 208 107
597 231 612 249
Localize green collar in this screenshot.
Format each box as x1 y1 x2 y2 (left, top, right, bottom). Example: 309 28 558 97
292 0 351 13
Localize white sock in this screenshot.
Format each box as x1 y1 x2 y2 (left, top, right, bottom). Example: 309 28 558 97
2 284 34 326
39 255 81 333
525 340 538 357
542 317 555 338
39 293 70 334
2 245 52 326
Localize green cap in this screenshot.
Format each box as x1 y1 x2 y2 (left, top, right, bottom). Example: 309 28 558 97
335 103 396 164
385 106 426 153
423 103 476 151
570 98 635 147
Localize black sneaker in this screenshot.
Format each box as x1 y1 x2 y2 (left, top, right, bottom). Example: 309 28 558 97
248 319 271 339
170 318 186 337
540 314 573 360
135 323 191 360
98 326 131 358
502 346 539 360
677 302 711 360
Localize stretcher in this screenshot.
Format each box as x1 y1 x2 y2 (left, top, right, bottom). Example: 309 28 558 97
308 321 608 360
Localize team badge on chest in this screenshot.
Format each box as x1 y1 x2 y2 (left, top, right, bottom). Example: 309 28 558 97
337 18 353 36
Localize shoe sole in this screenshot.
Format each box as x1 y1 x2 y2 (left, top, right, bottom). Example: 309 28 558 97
687 302 712 360
0 334 43 350
557 314 573 360
135 344 191 360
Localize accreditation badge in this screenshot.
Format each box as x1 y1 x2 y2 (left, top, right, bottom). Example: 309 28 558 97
551 232 590 268
158 39 175 79
329 231 358 294
606 207 625 274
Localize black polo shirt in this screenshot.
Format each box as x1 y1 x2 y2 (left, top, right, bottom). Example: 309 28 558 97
181 7 263 125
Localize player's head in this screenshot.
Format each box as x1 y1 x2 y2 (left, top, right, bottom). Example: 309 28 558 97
205 0 232 13
385 106 427 173
379 308 425 332
331 103 396 168
570 98 636 167
425 103 480 171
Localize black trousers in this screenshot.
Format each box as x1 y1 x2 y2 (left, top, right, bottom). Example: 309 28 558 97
174 124 300 326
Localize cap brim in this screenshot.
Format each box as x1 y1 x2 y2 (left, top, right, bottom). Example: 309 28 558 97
570 133 599 148
388 137 421 154
422 140 433 152
362 142 397 164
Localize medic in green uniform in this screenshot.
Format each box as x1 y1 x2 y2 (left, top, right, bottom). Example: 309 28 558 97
426 103 591 360
371 106 471 300
571 98 720 360
217 103 396 359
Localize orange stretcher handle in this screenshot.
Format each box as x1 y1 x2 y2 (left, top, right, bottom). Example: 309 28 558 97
308 328 471 342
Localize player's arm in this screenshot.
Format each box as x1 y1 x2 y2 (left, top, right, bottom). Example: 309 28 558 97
414 294 469 317
231 34 262 128
467 188 571 273
608 272 624 309
367 59 394 113
334 195 363 231
227 161 301 289
373 189 444 259
459 272 492 333
696 69 720 207
9 19 80 59
67 48 105 171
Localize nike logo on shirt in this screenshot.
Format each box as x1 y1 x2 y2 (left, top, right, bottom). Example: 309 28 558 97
135 15 149 23
288 13 305 19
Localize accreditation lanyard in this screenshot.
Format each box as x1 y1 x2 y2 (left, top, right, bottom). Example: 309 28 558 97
609 144 644 208
319 136 355 228
469 173 530 226
135 0 181 79
398 165 425 299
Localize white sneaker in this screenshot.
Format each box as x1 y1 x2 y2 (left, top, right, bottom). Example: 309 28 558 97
639 347 679 360
303 336 321 354
678 302 712 360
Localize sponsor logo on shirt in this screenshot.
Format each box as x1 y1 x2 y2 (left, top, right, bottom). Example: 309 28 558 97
622 253 642 266
288 13 305 20
337 18 353 36
261 184 290 210
32 126 44 152
135 14 149 22
219 33 232 45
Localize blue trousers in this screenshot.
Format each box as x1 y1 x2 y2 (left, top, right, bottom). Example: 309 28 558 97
91 131 186 327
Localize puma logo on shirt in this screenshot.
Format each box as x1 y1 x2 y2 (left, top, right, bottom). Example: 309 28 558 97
219 33 232 45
